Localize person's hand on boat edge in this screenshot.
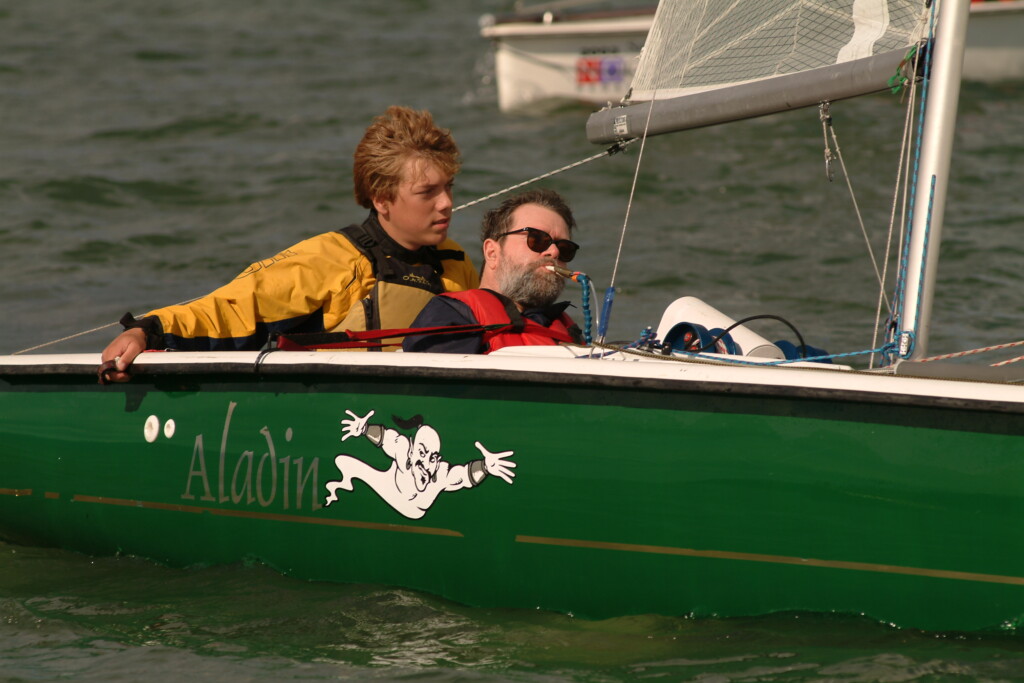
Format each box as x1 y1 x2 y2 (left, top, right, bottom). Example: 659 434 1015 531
98 328 146 384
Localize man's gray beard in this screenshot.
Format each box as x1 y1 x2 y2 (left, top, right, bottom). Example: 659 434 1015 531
496 258 565 309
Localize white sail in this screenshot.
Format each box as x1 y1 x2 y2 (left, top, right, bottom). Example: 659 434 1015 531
588 0 926 142
587 0 972 360
633 0 922 99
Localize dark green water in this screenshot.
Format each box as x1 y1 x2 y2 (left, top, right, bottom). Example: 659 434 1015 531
2 1 1024 679
4 541 1024 682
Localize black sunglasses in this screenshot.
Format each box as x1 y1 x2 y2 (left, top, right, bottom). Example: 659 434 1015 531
497 227 580 263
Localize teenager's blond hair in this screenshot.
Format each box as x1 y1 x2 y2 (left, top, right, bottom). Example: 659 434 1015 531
353 106 461 208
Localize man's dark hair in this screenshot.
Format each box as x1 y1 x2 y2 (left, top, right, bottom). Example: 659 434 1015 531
480 188 576 242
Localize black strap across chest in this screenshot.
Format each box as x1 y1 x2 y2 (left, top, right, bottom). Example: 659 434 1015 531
339 221 464 294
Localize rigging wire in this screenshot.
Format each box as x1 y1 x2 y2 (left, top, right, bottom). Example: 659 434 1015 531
819 102 890 312
870 41 924 369
594 5 680 345
452 141 634 214
608 101 655 290
597 96 658 344
11 296 203 355
13 322 124 355
820 103 835 182
891 0 939 364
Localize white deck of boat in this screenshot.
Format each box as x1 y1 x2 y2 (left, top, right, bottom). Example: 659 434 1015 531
3 348 1022 408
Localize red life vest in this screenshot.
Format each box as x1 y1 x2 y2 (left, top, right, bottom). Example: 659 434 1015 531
441 290 581 353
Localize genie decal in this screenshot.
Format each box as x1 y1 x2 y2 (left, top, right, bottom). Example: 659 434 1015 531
324 409 516 519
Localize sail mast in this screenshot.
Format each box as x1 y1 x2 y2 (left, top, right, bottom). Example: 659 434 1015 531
897 0 969 360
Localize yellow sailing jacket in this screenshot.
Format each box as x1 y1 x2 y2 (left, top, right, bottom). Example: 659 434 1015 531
126 214 479 351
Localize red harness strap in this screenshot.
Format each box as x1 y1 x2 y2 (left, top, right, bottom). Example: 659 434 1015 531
441 290 578 353
276 323 510 351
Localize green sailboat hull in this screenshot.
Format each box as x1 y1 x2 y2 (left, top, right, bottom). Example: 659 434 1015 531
1 355 1022 632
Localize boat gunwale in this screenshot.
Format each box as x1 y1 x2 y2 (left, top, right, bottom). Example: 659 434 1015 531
968 0 1024 15
484 5 656 27
481 16 653 39
2 353 1024 417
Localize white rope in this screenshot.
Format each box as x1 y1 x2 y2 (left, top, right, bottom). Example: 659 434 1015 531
608 100 657 290
453 142 634 213
827 122 889 307
916 338 1024 362
13 321 122 355
11 296 202 355
606 12 678 298
597 100 657 346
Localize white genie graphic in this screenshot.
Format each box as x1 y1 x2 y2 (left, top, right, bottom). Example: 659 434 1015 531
323 409 516 519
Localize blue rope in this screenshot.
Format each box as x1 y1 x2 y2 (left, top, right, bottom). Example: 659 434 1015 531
674 343 899 368
576 322 898 367
622 326 657 350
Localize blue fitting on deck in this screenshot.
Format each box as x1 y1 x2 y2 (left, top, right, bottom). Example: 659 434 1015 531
597 286 615 340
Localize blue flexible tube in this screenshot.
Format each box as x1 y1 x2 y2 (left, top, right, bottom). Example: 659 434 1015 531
577 274 593 345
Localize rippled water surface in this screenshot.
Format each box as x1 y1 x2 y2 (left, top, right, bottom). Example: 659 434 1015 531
2 1 1024 680
4 541 1024 682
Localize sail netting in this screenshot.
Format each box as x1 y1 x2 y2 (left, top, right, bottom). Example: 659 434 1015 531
633 0 923 99
588 0 926 142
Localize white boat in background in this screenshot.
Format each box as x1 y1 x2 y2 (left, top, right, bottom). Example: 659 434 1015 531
963 0 1024 81
481 0 1024 111
479 3 654 112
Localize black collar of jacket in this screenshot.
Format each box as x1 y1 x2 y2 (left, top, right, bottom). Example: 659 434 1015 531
359 211 465 267
362 212 426 263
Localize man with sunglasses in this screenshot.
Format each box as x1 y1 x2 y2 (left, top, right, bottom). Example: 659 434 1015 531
403 188 584 354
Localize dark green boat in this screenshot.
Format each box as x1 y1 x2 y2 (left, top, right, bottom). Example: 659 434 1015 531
1 345 1022 631
2 0 1021 633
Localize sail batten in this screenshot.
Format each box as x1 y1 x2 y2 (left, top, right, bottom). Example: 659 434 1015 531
587 0 924 143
